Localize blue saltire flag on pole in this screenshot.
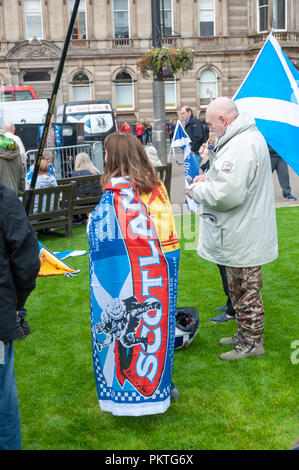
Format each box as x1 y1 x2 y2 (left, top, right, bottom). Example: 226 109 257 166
171 120 200 212
233 32 299 175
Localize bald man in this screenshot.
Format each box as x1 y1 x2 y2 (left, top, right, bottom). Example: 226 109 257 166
187 97 278 360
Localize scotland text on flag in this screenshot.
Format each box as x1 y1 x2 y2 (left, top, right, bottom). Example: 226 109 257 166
233 33 299 175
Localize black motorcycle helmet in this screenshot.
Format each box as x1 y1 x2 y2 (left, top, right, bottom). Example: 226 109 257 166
174 307 199 350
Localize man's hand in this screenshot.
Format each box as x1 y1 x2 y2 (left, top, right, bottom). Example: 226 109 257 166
199 143 209 164
193 174 206 183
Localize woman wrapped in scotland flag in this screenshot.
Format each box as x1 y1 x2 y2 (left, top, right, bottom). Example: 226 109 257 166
88 133 180 416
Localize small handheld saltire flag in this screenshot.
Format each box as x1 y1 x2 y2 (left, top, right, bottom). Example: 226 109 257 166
233 33 299 175
171 120 199 212
54 250 87 260
88 178 180 416
38 242 80 276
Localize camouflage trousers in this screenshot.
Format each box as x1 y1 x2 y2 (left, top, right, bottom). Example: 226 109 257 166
226 266 264 344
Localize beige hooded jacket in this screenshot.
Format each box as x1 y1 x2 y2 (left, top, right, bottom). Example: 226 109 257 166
189 112 278 267
0 134 25 196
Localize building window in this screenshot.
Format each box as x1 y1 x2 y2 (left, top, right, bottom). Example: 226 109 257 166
257 0 286 33
23 71 51 82
70 0 87 39
200 69 217 101
199 0 215 36
160 0 173 37
164 75 176 109
113 0 129 38
273 0 286 30
24 0 43 39
115 71 134 110
257 0 268 32
72 72 91 101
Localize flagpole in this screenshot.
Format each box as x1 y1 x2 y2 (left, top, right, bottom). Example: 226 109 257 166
25 0 81 215
167 120 179 162
151 0 167 164
169 120 178 165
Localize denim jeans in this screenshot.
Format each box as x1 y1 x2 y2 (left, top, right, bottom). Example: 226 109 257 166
0 341 22 450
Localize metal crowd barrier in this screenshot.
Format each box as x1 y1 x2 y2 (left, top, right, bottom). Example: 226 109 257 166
25 140 104 179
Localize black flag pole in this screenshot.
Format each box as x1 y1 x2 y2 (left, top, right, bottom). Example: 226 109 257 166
25 0 81 215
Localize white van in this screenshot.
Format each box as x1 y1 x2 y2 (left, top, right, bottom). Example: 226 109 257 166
55 100 117 141
0 99 48 128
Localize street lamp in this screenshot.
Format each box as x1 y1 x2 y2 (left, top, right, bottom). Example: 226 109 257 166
151 0 167 164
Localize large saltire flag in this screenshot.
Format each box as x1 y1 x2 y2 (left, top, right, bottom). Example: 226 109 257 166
88 178 180 416
38 241 81 277
171 120 199 212
233 33 299 175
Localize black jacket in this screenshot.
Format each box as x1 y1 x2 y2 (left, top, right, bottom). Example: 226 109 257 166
185 115 205 154
0 184 40 342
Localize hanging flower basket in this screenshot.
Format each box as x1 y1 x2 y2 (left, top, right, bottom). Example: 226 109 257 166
137 46 194 79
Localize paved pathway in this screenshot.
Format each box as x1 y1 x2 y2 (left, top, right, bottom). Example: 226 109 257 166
167 149 299 214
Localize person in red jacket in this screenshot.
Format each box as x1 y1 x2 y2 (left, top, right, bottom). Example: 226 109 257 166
120 121 132 134
135 121 145 143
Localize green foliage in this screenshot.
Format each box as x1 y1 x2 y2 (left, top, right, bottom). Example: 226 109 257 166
15 208 299 450
137 47 194 79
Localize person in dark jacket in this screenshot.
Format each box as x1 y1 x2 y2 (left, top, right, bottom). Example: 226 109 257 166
180 106 205 172
0 184 40 450
268 145 297 201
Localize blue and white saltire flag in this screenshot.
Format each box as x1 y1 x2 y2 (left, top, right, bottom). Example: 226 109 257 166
67 114 92 135
171 120 199 212
233 32 299 175
54 250 87 260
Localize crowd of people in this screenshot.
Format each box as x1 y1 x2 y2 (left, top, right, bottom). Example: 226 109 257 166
120 120 153 145
120 119 180 145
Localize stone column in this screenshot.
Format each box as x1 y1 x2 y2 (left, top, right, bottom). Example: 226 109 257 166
0 1 4 41
221 0 228 36
106 0 112 39
18 0 25 40
44 0 50 40
87 0 94 39
130 0 136 38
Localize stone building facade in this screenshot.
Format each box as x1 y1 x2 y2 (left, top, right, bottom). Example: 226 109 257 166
0 0 298 123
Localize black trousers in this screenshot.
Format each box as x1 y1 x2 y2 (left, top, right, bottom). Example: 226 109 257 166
270 154 291 196
217 264 235 317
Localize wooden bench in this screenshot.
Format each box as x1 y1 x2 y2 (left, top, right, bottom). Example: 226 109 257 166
156 162 172 198
56 166 171 224
22 182 75 238
57 174 103 218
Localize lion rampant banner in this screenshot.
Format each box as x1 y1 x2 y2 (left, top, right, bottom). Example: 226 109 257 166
88 177 180 416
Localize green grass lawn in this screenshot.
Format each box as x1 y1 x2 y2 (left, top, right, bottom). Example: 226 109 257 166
15 207 299 450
